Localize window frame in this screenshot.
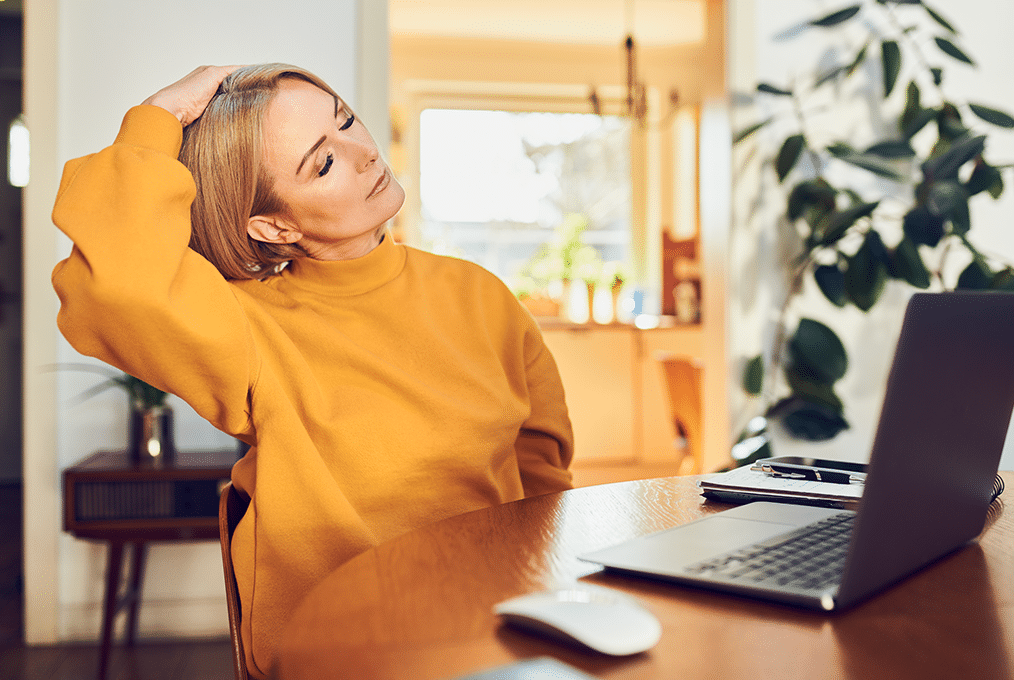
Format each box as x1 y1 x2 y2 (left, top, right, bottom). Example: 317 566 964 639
398 79 664 310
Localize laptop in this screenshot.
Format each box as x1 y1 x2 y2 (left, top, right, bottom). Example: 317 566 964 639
580 291 1014 611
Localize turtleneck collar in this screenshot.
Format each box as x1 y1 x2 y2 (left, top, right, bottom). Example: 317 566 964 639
281 233 406 296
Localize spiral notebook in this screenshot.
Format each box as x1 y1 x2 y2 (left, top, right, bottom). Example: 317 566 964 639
697 463 865 507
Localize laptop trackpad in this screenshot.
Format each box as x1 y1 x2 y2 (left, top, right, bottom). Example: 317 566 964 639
583 516 794 574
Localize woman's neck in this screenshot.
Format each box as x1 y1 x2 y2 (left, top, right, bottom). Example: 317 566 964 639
300 225 387 262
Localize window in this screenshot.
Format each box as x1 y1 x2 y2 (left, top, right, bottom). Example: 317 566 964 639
418 108 631 295
396 81 670 321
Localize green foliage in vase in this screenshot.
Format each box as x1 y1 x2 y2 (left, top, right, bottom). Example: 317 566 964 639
733 0 1013 460
58 363 169 410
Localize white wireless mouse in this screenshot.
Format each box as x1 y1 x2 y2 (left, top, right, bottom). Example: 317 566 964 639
494 584 662 656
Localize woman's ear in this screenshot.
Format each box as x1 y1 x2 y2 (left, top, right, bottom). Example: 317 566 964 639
247 216 302 244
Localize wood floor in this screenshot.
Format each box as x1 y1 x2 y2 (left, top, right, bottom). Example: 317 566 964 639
0 461 686 679
0 484 235 680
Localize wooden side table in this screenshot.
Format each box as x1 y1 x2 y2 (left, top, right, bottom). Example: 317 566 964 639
62 449 241 680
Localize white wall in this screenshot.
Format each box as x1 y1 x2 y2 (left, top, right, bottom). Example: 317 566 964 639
25 0 389 644
728 0 1014 471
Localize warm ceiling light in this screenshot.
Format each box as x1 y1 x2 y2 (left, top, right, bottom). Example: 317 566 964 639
8 116 29 188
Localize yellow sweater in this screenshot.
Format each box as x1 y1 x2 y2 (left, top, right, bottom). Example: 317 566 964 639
52 105 573 678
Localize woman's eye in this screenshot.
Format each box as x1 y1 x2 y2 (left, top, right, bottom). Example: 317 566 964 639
339 112 355 131
318 152 334 177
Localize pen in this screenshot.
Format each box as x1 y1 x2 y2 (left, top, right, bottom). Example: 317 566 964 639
755 463 864 485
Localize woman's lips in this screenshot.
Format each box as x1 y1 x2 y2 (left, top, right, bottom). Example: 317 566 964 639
368 169 390 199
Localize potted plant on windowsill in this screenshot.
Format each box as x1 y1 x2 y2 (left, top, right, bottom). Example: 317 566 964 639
601 261 628 324
59 363 174 466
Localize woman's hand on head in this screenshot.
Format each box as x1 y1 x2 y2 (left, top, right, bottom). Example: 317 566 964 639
142 65 244 127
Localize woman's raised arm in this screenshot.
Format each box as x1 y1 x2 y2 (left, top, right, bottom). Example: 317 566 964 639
52 94 256 440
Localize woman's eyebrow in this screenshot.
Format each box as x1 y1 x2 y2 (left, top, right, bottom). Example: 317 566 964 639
295 95 342 176
296 136 327 176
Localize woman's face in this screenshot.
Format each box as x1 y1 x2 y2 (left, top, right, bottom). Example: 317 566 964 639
251 78 405 259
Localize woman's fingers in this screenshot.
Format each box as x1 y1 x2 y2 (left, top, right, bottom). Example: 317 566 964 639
142 65 244 126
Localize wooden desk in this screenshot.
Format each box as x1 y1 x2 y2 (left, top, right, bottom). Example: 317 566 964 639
63 449 240 680
275 472 1013 680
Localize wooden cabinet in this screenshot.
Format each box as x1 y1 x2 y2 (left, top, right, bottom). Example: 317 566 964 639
541 321 703 465
62 449 239 680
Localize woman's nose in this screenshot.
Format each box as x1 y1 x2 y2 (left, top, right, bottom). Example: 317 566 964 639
344 135 378 173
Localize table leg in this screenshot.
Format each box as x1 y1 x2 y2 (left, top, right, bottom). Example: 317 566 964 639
125 542 148 645
98 541 126 680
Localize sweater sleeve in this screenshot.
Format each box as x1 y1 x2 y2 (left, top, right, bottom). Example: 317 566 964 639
516 319 575 496
51 105 255 438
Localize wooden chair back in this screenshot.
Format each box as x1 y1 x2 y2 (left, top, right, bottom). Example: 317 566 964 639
657 352 704 474
219 482 250 680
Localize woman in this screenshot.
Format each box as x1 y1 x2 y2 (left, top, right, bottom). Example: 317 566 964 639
52 64 573 678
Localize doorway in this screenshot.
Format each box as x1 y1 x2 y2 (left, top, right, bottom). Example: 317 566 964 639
0 0 23 486
0 4 24 645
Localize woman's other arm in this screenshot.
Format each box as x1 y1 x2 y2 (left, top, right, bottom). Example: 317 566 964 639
515 323 575 496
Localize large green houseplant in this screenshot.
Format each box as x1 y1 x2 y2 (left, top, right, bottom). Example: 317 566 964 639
732 0 1013 463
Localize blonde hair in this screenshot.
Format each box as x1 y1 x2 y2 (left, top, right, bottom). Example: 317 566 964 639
179 63 340 280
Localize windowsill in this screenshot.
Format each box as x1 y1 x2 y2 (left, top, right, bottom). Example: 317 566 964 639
536 315 701 331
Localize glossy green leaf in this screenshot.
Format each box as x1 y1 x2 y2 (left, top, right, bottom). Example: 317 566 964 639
864 140 916 158
881 40 901 97
908 81 924 119
757 82 793 96
733 117 773 144
781 402 849 441
815 201 880 246
788 318 849 384
922 134 985 179
925 4 957 34
935 37 975 66
785 365 845 412
965 161 996 196
891 236 932 289
969 103 1014 128
814 264 848 307
866 229 891 267
926 180 968 216
810 5 861 27
787 179 836 221
957 258 993 290
826 141 856 158
902 108 936 140
931 67 943 86
776 134 806 182
844 235 888 311
991 268 1014 291
988 171 1005 199
936 103 969 140
743 355 764 395
835 152 905 180
948 194 971 235
902 206 945 247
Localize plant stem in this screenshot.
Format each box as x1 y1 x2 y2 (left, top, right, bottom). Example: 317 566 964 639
883 3 947 103
791 88 824 176
762 251 815 407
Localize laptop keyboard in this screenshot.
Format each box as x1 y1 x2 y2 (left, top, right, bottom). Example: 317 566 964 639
684 512 855 591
